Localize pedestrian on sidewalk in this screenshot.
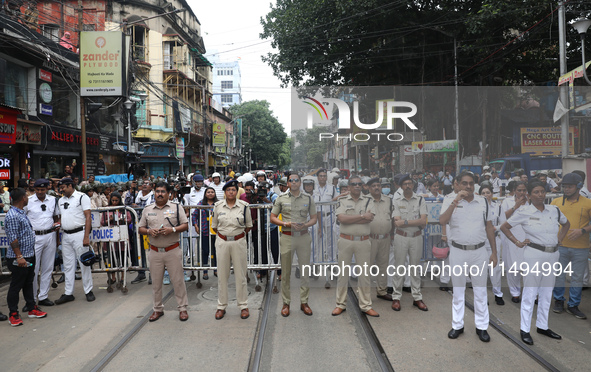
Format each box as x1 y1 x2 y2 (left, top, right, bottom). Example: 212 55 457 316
5 187 47 326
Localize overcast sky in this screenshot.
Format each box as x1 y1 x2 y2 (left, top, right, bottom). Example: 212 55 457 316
187 0 292 134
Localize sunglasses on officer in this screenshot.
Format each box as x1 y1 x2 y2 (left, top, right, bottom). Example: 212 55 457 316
288 178 300 183
349 182 363 187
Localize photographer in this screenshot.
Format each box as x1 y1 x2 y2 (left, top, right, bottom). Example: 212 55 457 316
240 181 279 278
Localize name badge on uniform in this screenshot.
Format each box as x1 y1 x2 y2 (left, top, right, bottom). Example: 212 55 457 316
219 212 226 216
529 217 540 221
455 205 463 208
148 213 157 216
399 205 407 209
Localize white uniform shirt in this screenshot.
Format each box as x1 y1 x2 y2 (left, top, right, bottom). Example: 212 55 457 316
25 194 59 230
491 176 501 195
59 190 91 230
499 196 526 241
416 182 427 195
580 187 590 199
506 204 567 246
183 187 205 206
393 187 404 201
441 194 493 245
314 184 337 216
547 177 558 189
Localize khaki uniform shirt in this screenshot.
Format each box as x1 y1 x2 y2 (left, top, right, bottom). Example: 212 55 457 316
211 199 253 236
369 194 393 235
271 190 317 232
392 193 427 234
335 195 376 236
138 201 188 248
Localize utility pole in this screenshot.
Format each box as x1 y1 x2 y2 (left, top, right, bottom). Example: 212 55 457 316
558 1 569 158
78 0 87 179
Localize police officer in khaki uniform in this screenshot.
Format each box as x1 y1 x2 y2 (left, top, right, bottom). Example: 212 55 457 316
212 180 253 320
391 174 428 311
138 182 190 322
270 173 318 317
367 177 393 302
332 176 379 317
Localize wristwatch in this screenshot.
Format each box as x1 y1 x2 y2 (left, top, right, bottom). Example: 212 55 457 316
172 227 177 233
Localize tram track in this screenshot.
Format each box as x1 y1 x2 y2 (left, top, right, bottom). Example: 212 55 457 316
248 271 275 372
89 288 176 372
347 287 396 372
460 292 561 372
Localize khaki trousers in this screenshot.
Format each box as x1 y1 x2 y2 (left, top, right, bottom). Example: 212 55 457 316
280 232 311 305
216 238 248 310
336 238 372 312
392 234 423 301
148 247 188 312
370 237 391 297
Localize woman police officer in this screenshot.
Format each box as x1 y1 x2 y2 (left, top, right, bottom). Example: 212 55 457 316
500 181 570 345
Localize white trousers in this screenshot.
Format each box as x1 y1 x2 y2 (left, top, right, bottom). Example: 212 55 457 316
485 235 503 297
502 235 524 298
62 230 93 296
449 246 489 330
33 232 57 301
520 247 559 333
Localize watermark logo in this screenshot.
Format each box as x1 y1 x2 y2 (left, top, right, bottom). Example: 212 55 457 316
302 96 418 142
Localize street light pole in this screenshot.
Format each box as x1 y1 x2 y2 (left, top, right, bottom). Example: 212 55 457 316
558 1 570 158
453 37 460 175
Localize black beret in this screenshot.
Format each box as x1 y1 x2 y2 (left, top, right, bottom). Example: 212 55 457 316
398 174 412 184
366 177 380 186
34 179 50 188
58 177 75 186
223 180 239 191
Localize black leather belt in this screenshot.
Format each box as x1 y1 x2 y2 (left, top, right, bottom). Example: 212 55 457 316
63 226 84 234
527 242 559 253
451 241 485 250
35 228 54 236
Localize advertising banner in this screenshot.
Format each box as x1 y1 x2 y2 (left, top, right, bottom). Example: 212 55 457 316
80 32 125 96
176 137 185 158
520 127 574 156
411 140 457 153
213 123 226 147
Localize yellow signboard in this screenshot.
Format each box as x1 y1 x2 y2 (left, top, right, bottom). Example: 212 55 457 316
80 32 124 96
212 123 226 147
520 127 574 156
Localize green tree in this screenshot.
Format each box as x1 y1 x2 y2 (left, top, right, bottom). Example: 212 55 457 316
291 127 329 169
229 100 287 168
260 0 589 87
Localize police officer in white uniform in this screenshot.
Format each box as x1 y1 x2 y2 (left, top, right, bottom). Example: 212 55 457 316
501 180 569 345
25 179 60 306
440 172 498 342
54 178 94 304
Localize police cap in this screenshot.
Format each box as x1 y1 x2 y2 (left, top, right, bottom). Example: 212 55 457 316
34 179 50 188
366 177 380 186
223 180 239 191
58 177 75 186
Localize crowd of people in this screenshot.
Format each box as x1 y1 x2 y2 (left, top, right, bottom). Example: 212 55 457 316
2 165 590 347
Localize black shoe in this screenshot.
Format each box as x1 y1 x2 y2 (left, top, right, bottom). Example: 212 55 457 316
476 329 490 342
386 286 393 295
75 274 82 280
0 312 7 321
536 328 561 340
402 286 411 293
439 286 450 291
38 299 55 307
295 267 301 279
55 294 75 305
56 274 65 284
552 299 564 314
86 291 96 302
520 330 533 345
511 296 520 303
566 305 587 319
148 277 152 285
131 274 147 284
448 327 464 339
495 296 505 306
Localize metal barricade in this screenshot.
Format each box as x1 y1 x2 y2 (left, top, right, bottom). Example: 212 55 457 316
0 206 140 294
181 204 281 292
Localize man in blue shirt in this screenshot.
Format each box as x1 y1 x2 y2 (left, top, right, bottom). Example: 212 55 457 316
5 188 47 326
